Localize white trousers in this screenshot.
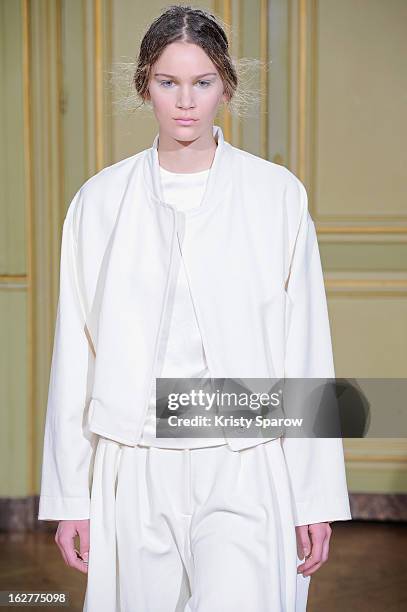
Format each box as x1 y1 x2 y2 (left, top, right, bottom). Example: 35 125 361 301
83 437 310 611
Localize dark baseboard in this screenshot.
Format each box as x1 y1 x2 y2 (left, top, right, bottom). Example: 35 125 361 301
349 493 407 521
0 496 55 532
0 493 406 532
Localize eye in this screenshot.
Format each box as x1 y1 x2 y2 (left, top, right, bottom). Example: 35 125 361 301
159 80 174 87
158 79 212 88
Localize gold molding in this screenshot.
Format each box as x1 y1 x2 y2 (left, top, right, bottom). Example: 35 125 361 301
325 275 407 296
237 0 243 149
327 279 407 288
55 1 64 283
297 0 307 181
317 225 407 235
344 440 407 465
328 292 407 297
221 0 232 141
94 0 103 170
0 274 27 281
287 0 292 168
83 0 89 176
22 0 35 496
346 454 407 463
260 0 269 159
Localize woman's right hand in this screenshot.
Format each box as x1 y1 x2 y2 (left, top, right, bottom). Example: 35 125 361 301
55 519 90 574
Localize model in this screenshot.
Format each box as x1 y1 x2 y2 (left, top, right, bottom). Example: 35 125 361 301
38 5 352 611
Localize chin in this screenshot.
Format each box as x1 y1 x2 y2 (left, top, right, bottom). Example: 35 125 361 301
172 127 201 140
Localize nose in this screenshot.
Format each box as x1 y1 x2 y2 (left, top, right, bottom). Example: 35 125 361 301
176 85 196 109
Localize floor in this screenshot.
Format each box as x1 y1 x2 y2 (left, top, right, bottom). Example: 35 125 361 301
0 520 406 611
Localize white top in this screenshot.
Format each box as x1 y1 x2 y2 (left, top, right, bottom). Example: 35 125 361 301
138 165 227 449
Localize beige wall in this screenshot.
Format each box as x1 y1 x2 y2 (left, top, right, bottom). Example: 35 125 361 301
0 0 406 500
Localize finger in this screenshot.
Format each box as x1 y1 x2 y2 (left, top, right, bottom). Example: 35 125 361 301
297 530 324 574
296 526 310 559
73 548 89 572
303 560 323 577
79 549 89 565
59 535 88 574
303 537 323 573
302 530 330 576
321 529 331 563
77 522 90 565
297 530 314 571
297 526 312 560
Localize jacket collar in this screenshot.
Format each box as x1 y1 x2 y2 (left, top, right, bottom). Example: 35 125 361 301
143 124 234 217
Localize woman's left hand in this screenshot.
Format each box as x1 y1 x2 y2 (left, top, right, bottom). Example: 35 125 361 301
295 522 332 577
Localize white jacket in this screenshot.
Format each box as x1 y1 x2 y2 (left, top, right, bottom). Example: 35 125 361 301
38 125 352 526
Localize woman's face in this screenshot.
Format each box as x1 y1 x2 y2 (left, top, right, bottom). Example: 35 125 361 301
147 41 228 141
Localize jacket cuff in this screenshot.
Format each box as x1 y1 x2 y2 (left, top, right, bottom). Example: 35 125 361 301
38 495 90 521
292 496 352 527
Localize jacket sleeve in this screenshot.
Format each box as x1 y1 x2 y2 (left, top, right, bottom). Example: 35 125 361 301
280 176 352 527
38 189 97 521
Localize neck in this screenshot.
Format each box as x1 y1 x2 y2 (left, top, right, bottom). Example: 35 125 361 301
157 128 218 173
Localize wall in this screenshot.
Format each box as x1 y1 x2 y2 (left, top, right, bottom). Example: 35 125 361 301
0 0 406 522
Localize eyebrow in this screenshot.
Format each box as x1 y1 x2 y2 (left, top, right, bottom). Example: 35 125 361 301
154 72 217 79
